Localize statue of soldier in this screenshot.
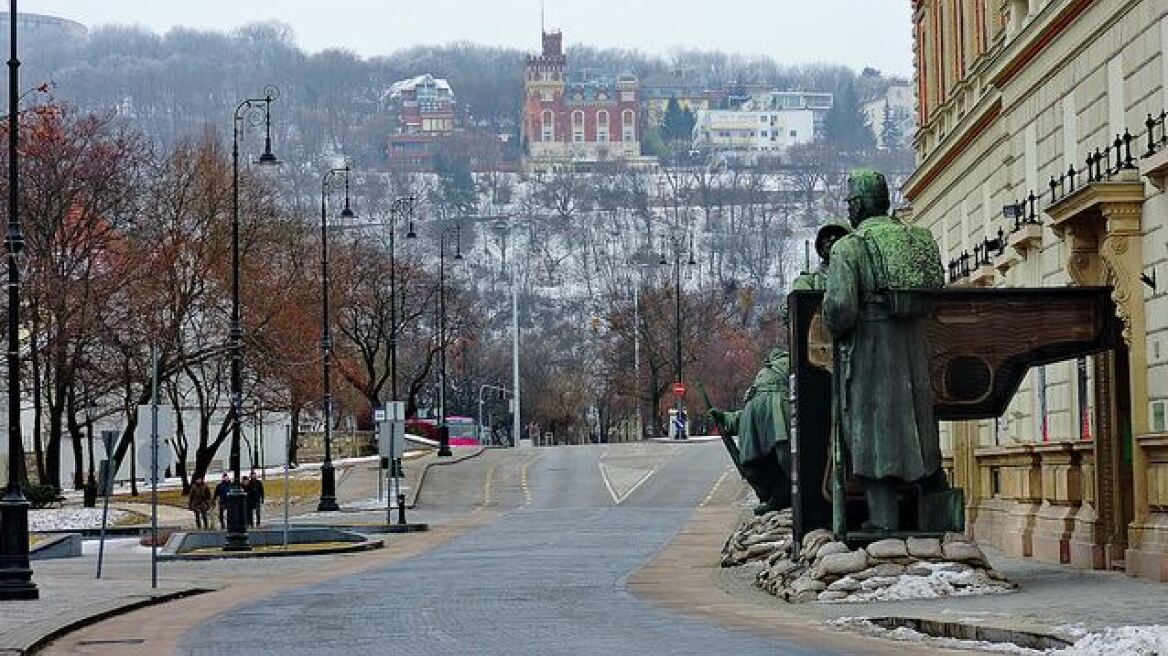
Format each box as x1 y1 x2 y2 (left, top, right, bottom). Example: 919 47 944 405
792 219 852 291
707 348 792 515
822 168 946 532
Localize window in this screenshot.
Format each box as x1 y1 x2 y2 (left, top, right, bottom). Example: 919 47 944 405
759 116 767 123
540 90 554 102
541 71 552 82
596 110 609 142
621 109 636 142
572 110 585 142
541 109 555 142
790 130 798 138
760 131 768 137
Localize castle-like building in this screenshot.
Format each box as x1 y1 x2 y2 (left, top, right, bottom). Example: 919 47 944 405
522 30 641 162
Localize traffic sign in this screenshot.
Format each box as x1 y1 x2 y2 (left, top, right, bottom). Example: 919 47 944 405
137 441 173 484
672 382 687 396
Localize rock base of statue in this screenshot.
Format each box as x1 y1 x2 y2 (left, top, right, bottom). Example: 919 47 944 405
720 509 793 567
751 529 1015 603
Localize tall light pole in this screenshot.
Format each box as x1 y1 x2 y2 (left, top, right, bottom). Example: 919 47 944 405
388 195 417 405
0 0 36 599
317 165 355 512
659 233 696 440
224 88 280 552
408 220 461 457
511 229 521 449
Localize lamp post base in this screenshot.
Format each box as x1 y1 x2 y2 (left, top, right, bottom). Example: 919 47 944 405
317 462 340 512
0 491 38 600
223 487 251 552
437 425 452 457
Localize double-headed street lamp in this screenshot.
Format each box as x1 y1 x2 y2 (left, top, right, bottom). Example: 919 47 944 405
317 165 355 513
224 88 280 552
407 221 462 457
0 0 38 599
659 232 697 440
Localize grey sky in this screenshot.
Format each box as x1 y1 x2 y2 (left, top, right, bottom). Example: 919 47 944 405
25 1 913 76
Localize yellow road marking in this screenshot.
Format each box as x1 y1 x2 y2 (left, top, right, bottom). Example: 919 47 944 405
520 456 534 505
483 460 500 506
699 467 733 507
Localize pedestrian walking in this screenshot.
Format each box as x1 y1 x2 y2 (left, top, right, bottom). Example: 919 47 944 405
188 476 213 530
213 473 231 529
246 472 265 527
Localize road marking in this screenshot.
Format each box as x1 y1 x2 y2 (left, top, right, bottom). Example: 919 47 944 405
699 467 733 507
599 463 655 505
483 460 500 506
520 457 534 505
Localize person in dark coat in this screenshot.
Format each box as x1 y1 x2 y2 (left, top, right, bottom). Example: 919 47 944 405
213 473 231 529
188 476 213 530
246 472 265 527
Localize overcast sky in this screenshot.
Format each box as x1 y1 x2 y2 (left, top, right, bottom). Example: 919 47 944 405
24 1 913 76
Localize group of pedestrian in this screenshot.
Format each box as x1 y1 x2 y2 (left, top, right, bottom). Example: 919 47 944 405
187 471 266 530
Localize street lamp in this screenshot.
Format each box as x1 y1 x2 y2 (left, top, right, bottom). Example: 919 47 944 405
659 232 697 440
317 165 355 512
0 0 38 598
388 195 417 406
406 220 462 457
224 87 280 552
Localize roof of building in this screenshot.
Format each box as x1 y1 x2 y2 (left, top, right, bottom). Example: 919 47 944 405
387 74 453 99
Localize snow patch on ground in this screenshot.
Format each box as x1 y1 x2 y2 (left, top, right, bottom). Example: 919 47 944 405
81 537 153 556
831 562 1014 603
829 617 1168 655
30 508 130 531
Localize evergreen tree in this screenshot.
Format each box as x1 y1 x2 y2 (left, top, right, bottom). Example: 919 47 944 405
660 97 696 149
824 77 875 151
880 99 905 150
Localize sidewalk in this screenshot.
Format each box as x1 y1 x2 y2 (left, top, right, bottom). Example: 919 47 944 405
639 505 1168 653
0 448 485 655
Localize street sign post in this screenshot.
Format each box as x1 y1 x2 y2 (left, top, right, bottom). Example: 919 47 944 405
95 429 120 580
380 401 406 525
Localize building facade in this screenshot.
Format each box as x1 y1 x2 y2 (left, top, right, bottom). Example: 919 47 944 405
691 107 817 158
385 73 460 170
522 30 641 162
904 0 1168 581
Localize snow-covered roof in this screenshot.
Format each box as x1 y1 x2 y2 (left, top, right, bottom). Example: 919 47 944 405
387 73 453 99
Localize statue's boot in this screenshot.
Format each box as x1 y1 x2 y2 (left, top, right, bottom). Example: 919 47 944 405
862 480 899 532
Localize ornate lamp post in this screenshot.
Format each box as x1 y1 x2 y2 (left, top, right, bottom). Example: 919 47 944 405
407 221 461 457
0 0 37 599
317 165 355 512
224 88 280 551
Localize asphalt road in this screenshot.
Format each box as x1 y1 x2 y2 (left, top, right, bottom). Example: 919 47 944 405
178 441 840 655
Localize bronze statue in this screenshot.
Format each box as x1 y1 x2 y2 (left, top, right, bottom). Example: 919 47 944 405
792 219 851 291
707 348 792 515
822 168 946 532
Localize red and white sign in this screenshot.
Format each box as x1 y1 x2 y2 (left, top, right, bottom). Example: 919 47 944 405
672 382 687 397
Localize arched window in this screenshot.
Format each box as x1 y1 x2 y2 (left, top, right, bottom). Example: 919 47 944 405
572 110 585 142
621 109 636 142
596 110 609 143
541 109 555 142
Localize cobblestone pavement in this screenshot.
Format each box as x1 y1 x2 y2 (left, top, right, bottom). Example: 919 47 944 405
176 442 842 656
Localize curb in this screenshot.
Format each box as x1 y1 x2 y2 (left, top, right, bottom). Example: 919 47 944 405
407 447 487 508
157 538 384 561
4 587 211 656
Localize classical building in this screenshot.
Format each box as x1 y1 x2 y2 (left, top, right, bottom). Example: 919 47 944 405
903 0 1168 581
522 30 641 162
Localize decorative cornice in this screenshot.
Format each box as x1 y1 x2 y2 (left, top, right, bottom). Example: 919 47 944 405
904 96 1001 201
989 0 1094 88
